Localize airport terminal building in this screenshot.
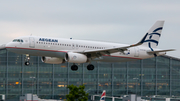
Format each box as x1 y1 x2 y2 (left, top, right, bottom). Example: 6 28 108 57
0 49 180 100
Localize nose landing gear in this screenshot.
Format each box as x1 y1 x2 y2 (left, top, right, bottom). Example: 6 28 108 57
24 55 30 66
25 61 30 66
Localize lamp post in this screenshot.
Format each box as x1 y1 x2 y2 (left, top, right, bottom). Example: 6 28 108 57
30 77 35 101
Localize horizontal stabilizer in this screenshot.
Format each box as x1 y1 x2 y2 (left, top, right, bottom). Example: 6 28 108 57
147 49 175 54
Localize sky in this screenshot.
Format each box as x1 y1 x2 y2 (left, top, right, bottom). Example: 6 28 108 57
0 0 180 58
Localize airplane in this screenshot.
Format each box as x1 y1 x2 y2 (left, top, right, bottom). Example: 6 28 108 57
0 21 174 71
100 90 106 101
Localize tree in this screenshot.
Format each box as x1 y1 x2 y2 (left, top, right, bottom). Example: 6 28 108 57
66 84 89 101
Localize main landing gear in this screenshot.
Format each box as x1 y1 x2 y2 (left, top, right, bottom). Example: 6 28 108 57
25 55 30 66
71 64 78 71
87 64 94 70
71 64 94 71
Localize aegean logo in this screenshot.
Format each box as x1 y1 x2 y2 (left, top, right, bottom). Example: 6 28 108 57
39 38 58 42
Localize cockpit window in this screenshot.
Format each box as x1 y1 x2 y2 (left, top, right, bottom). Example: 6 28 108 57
13 39 23 42
13 39 17 42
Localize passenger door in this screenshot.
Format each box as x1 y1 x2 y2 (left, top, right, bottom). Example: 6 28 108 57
29 37 35 48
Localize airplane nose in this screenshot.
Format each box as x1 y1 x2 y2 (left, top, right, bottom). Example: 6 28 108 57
0 44 6 50
5 42 12 48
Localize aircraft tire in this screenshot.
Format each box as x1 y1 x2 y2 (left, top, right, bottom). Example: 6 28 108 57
25 61 30 66
71 65 78 71
87 64 94 70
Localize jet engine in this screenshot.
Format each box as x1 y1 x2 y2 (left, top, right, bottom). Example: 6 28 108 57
65 52 88 63
41 56 65 64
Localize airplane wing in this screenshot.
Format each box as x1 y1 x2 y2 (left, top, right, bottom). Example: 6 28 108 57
78 32 148 57
79 41 143 58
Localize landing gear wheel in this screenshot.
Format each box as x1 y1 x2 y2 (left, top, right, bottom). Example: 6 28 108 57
25 61 30 66
25 55 30 66
71 65 78 71
87 64 94 70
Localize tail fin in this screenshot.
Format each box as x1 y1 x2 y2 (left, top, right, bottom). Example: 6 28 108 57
100 90 106 101
139 21 164 49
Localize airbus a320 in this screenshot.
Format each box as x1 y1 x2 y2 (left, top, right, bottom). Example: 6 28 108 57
0 21 174 71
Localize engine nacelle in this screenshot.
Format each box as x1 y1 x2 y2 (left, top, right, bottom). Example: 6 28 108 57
65 52 88 63
41 56 65 64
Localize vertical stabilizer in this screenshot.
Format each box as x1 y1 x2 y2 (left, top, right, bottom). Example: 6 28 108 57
100 90 106 101
139 21 164 49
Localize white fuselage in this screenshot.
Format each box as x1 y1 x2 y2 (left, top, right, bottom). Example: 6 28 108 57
5 36 163 63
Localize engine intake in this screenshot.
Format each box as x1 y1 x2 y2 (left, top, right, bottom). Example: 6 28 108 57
65 52 87 63
41 56 65 64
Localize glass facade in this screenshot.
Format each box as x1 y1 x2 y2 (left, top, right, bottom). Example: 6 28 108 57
0 49 180 101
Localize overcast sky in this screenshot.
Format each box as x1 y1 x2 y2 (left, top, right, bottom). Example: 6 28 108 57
0 0 180 58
